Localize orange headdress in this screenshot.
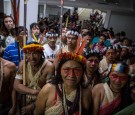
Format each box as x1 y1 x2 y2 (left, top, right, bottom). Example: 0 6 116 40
23 44 44 53
58 52 86 65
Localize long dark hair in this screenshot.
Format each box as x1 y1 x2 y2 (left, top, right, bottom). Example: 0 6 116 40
111 80 132 114
2 15 15 37
51 58 85 114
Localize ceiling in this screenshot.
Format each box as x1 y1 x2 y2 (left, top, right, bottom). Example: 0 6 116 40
39 0 135 14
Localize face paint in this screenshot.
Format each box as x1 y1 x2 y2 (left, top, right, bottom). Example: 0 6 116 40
110 73 128 82
61 67 83 77
87 59 99 64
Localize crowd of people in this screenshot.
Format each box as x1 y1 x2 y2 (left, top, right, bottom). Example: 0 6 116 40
0 9 135 115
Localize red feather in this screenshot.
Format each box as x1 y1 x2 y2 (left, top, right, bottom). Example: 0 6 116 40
75 35 82 53
77 37 87 55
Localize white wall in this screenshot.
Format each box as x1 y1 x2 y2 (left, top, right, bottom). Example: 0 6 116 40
46 5 70 17
108 13 135 41
4 1 11 15
19 0 39 31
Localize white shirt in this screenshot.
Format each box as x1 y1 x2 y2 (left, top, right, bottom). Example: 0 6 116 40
43 44 59 59
5 35 15 46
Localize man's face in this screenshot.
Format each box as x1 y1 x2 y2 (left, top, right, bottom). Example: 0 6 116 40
99 36 106 45
28 51 42 66
4 17 14 31
105 49 116 62
16 31 28 48
109 72 128 90
67 34 78 48
31 25 40 36
120 48 128 57
85 35 92 46
61 60 83 87
47 36 57 47
123 39 130 46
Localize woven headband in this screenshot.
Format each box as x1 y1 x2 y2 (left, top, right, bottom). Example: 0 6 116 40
46 32 58 38
65 30 79 37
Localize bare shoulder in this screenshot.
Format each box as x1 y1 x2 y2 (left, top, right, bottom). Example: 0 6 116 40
82 86 92 95
40 83 55 95
92 83 104 95
82 87 92 102
46 60 54 68
45 60 55 74
3 59 16 70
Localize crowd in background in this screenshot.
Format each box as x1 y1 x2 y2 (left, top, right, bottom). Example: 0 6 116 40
0 8 135 115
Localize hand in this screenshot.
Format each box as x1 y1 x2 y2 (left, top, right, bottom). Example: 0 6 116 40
32 89 39 95
8 107 16 115
21 104 33 115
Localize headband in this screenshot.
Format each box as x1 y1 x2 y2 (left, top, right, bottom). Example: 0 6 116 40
65 30 79 37
108 63 129 75
83 49 101 59
46 32 58 38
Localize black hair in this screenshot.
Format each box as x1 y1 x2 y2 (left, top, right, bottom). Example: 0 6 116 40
110 78 132 114
30 22 39 30
2 15 15 37
15 26 28 36
82 31 93 38
120 31 126 36
106 62 132 114
39 24 48 33
100 34 107 40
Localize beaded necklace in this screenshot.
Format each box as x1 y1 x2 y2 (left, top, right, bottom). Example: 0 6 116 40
62 84 82 115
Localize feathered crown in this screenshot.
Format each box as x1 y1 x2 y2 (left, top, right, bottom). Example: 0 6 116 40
23 44 44 53
58 52 86 64
108 63 130 75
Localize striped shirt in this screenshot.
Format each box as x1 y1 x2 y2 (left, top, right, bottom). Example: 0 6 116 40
3 42 24 66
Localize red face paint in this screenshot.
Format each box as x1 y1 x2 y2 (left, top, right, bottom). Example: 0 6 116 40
110 73 128 82
87 59 99 64
61 67 83 77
